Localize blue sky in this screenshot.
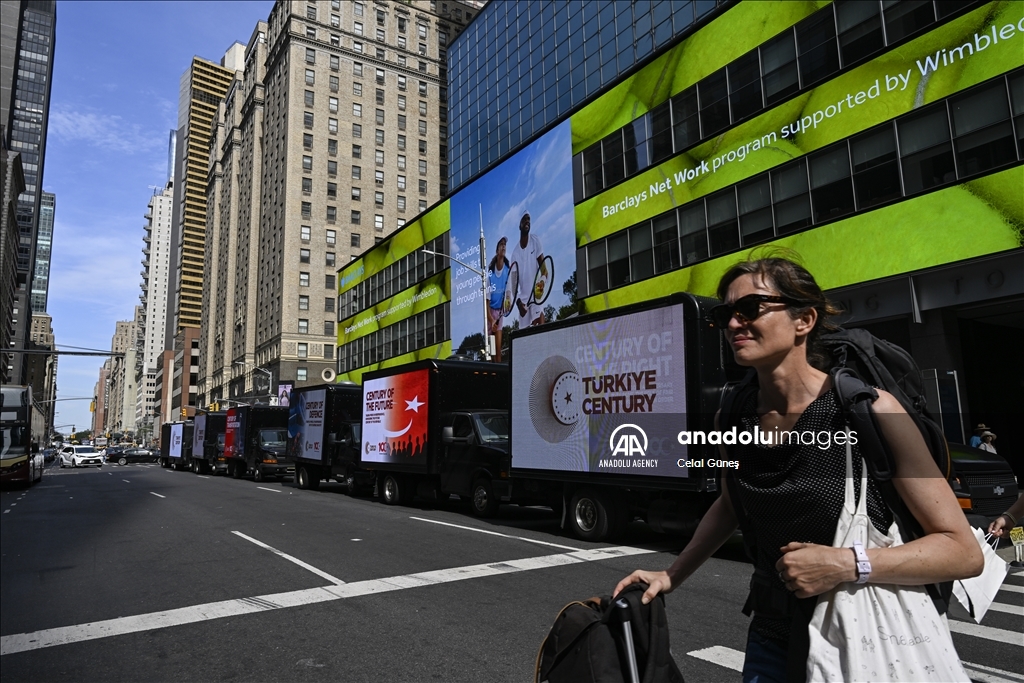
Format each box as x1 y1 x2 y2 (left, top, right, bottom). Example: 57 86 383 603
45 1 273 435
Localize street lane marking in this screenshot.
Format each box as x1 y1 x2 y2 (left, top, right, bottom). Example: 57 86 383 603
0 544 656 655
122 480 130 484
999 584 1024 594
986 600 1024 616
197 476 209 479
409 516 582 551
149 492 165 499
231 531 345 585
256 487 280 493
686 645 745 672
947 619 1024 646
963 661 1024 683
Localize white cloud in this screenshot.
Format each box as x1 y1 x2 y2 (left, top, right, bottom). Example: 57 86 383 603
49 107 163 155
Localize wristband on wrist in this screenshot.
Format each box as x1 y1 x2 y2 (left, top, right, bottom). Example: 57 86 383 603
851 540 871 584
1003 512 1018 526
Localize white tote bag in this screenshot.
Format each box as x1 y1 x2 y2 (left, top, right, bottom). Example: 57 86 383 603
952 529 1008 623
806 439 969 683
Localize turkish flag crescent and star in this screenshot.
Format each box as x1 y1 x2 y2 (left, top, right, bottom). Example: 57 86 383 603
382 369 430 460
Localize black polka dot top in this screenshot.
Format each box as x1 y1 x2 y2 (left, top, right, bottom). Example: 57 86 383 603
733 387 893 645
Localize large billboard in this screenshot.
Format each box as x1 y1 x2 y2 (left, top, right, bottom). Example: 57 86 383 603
224 409 244 460
288 389 326 462
169 423 183 460
192 415 206 455
449 120 578 357
360 369 430 468
511 304 690 479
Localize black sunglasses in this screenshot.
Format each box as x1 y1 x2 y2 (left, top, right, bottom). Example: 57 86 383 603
707 294 805 329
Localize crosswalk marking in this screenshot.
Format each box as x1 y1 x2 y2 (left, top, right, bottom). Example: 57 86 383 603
999 584 1024 594
686 646 745 672
948 619 1024 646
963 661 1024 683
986 600 1024 616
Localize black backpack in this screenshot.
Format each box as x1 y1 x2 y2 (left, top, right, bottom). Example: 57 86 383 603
719 327 955 615
535 583 684 683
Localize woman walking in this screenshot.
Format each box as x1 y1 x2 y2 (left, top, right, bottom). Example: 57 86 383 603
615 252 983 682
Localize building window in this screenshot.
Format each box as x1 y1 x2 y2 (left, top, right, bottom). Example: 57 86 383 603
301 201 312 218
298 319 309 334
376 68 385 85
326 252 336 267
351 233 361 248
297 368 308 381
353 103 362 117
949 80 1016 179
398 75 406 91
354 21 363 35
374 214 384 231
329 97 338 113
418 159 427 176
351 210 362 225
330 55 339 70
302 177 312 193
375 149 384 166
398 134 406 149
327 181 337 198
897 104 955 195
300 272 310 287
375 88 385 106
377 28 385 42
398 115 406 131
419 200 427 212
352 123 362 138
418 179 427 194
304 112 314 129
303 133 313 150
351 186 361 200
299 295 310 310
305 48 316 64
375 191 384 207
397 155 406 170
305 69 315 85
327 206 337 222
325 274 336 289
417 24 427 39
331 13 340 28
352 144 362 159
375 170 384 185
330 75 339 92
418 139 427 155
375 129 385 145
418 120 427 135
300 248 310 263
418 81 427 96
302 155 313 171
398 16 406 32
324 320 335 336
809 143 855 222
354 2 363 16
397 195 406 211
352 165 361 179
353 41 363 53
376 47 385 60
397 175 406 190
328 160 338 176
850 125 900 211
353 62 363 77
375 109 385 125
328 139 337 156
398 94 406 111
298 343 308 359
301 225 311 241
326 229 336 245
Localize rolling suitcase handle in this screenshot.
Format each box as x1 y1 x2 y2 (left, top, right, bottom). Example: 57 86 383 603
615 598 641 683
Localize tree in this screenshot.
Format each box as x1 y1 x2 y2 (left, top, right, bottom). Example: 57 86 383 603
556 271 580 320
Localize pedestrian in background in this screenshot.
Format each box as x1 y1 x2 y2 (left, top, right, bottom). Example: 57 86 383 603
978 430 998 454
969 423 989 448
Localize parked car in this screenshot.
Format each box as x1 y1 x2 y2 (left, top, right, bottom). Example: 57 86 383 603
42 448 56 464
110 448 159 465
58 445 103 468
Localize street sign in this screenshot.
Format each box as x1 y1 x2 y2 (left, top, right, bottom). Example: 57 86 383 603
1010 526 1024 565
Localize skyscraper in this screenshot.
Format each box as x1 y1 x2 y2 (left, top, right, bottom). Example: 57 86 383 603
0 0 55 383
30 189 52 312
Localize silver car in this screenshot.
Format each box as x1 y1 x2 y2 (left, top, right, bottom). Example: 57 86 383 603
58 445 104 468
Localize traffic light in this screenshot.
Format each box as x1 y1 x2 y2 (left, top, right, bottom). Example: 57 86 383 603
181 407 187 419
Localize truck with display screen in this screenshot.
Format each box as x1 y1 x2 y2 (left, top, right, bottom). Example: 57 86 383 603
0 385 44 487
360 359 511 516
288 382 371 492
223 405 290 482
191 411 227 475
159 421 194 471
510 293 732 541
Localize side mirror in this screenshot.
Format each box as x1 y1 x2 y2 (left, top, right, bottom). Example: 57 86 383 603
442 426 454 444
327 433 337 446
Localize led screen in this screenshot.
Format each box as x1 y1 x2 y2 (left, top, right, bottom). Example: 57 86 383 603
511 303 692 478
288 389 326 462
192 415 206 454
225 409 244 460
361 369 430 469
169 423 183 459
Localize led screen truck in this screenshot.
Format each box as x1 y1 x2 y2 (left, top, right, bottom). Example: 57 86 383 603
191 411 227 474
360 359 511 516
224 405 290 482
288 383 371 493
159 421 194 471
510 293 731 541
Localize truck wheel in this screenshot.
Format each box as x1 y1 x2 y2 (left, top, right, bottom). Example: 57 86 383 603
118 457 127 466
254 465 264 482
344 475 358 496
297 466 320 490
231 462 243 479
381 473 410 506
470 478 499 518
568 488 619 542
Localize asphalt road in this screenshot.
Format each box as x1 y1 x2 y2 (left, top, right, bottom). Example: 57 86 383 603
1 463 1021 682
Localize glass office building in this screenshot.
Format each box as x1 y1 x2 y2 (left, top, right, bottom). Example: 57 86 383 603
337 0 1023 470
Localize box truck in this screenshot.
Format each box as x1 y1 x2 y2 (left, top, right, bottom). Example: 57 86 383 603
224 405 290 481
509 294 731 541
191 411 227 474
159 421 194 471
288 382 371 492
359 359 511 516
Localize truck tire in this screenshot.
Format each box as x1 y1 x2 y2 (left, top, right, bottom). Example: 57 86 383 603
297 466 320 490
470 478 499 518
381 473 413 506
231 461 243 479
118 457 127 466
568 488 620 542
254 465 264 482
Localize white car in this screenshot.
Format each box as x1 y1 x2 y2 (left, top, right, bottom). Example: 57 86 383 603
58 445 104 468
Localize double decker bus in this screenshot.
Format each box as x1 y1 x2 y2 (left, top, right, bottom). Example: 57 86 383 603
1 386 44 487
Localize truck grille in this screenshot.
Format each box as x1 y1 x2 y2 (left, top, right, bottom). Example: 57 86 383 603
963 472 1017 488
963 471 1018 517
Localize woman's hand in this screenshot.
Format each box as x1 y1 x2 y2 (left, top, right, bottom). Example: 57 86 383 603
989 514 1015 538
776 542 856 598
613 569 675 605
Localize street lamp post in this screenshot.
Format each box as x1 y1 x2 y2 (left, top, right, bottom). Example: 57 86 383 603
423 207 492 360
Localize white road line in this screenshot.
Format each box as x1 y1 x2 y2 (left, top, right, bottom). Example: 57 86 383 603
962 661 1024 683
0 544 656 656
948 619 1024 646
149 492 165 499
409 516 582 551
122 480 130 484
686 646 745 672
3 509 9 514
256 486 280 493
1000 584 1024 594
197 476 209 479
986 600 1024 616
231 531 345 585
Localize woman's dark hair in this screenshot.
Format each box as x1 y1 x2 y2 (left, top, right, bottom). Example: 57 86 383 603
716 247 841 371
